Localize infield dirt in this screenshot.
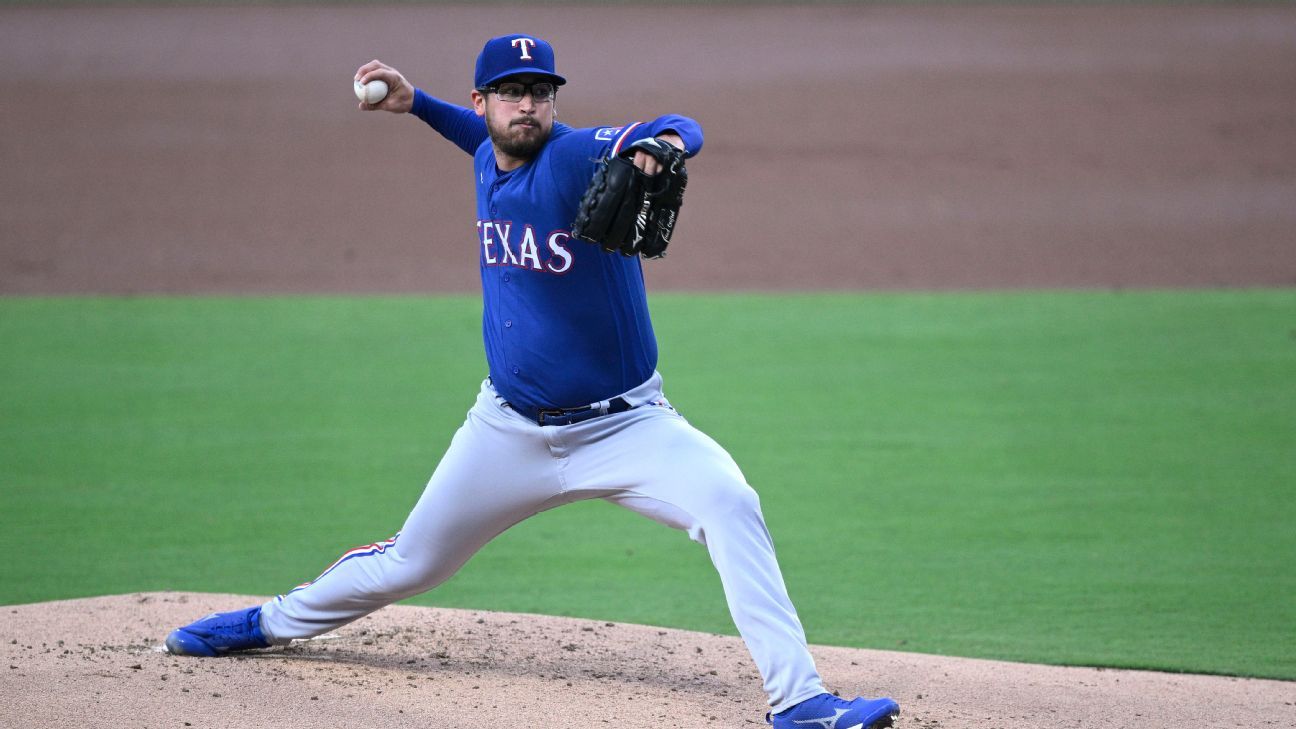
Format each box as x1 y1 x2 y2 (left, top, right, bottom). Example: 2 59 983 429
1 4 1294 728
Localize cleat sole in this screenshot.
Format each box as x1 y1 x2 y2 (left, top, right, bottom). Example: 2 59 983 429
867 711 899 729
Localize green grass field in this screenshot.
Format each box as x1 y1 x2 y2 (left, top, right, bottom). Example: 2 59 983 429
1 290 1293 679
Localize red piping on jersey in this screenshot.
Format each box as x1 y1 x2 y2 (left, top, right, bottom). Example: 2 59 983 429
610 122 643 157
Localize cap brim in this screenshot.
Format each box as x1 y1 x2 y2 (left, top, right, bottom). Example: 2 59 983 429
480 68 567 87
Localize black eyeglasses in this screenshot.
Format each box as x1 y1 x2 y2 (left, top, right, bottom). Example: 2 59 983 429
480 81 556 103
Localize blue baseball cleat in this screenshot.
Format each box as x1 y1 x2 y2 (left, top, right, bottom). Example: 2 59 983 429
768 692 900 729
165 606 271 657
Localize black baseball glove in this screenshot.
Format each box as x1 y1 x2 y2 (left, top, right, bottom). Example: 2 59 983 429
571 137 688 259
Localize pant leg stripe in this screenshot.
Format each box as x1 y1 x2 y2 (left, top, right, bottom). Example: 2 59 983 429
284 533 401 595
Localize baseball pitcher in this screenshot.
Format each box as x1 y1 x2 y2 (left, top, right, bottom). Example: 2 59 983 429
164 34 899 729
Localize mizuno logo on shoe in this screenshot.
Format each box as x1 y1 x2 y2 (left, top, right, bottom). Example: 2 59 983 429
792 708 862 729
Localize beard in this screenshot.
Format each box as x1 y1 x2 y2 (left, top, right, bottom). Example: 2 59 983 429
488 115 550 161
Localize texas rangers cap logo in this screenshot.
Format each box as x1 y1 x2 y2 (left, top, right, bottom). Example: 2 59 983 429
511 37 536 60
475 33 567 89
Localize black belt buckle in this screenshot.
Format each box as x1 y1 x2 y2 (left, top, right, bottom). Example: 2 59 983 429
536 407 582 427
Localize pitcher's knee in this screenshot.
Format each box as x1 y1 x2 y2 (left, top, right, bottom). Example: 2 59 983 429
702 479 764 521
692 480 774 551
381 554 462 598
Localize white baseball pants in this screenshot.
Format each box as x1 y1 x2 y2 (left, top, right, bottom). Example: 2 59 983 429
259 373 825 712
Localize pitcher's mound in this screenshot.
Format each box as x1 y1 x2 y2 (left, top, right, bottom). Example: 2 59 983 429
1 592 1291 728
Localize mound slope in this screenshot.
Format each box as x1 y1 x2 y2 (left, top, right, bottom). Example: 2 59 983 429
1 593 1291 728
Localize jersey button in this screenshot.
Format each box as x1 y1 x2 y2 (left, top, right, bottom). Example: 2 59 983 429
511 366 520 374
504 320 513 328
502 274 510 283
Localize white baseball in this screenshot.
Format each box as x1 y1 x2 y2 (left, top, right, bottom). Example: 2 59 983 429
354 78 389 105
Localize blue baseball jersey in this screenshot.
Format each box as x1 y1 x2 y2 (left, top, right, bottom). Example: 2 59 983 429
411 89 704 422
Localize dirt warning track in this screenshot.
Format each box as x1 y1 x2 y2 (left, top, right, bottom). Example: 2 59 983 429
1 5 1294 294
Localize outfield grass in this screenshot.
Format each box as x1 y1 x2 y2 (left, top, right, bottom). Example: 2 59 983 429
1 291 1292 679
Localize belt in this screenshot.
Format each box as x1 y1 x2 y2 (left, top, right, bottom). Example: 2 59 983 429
534 397 632 426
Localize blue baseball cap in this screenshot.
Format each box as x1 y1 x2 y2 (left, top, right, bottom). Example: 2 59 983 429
474 34 567 89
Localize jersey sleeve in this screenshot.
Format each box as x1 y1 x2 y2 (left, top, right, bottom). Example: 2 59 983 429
593 115 704 159
410 88 489 156
541 115 705 217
